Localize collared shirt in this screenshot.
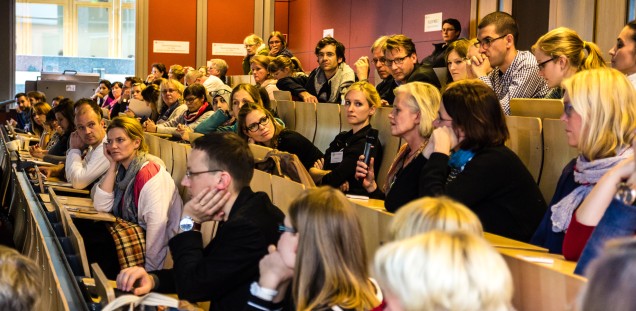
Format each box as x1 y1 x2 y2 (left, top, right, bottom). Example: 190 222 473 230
479 50 550 115
65 136 110 189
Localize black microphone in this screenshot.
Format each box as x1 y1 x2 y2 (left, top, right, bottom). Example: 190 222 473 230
363 129 378 166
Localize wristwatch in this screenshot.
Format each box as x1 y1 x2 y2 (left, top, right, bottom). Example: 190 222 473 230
179 216 201 232
250 281 278 301
615 182 636 206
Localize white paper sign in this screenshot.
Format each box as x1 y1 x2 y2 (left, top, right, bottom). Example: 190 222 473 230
65 84 76 92
424 13 443 32
153 40 190 54
212 43 247 56
323 28 334 38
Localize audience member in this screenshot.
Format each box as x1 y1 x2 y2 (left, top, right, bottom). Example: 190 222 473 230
50 95 64 108
91 79 113 108
0 245 40 311
246 187 381 311
27 91 46 106
609 20 636 87
243 34 270 74
251 55 279 100
145 84 214 138
115 132 284 310
146 63 168 84
12 93 32 132
31 109 60 156
179 86 234 141
445 38 475 82
384 34 442 99
149 79 187 126
531 68 636 256
354 36 394 105
373 231 513 311
43 98 75 160
421 18 462 68
309 82 383 195
141 83 161 122
280 37 355 103
92 116 182 271
184 69 207 87
355 82 439 212
208 58 229 84
168 64 186 83
238 102 322 170
390 196 483 241
470 11 549 114
532 27 606 98
267 31 294 58
269 56 307 101
421 80 546 242
30 102 51 145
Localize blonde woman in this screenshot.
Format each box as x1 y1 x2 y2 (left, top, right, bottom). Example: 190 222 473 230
532 27 606 98
531 68 636 258
93 117 182 270
374 231 513 311
243 34 269 74
143 79 187 131
355 82 440 212
390 196 483 241
251 55 279 100
247 187 382 311
310 81 383 194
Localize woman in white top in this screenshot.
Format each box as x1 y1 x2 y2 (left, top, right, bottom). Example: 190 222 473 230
93 116 182 271
609 20 636 87
247 187 382 311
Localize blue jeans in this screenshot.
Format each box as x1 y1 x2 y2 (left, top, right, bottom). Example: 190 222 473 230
575 199 636 275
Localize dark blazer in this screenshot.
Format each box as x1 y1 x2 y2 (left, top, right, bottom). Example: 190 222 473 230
276 129 324 170
153 187 284 311
369 152 428 213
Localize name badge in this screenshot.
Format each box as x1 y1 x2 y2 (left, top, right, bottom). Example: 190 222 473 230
331 151 343 164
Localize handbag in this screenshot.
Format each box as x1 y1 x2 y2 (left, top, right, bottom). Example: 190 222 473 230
254 149 316 188
106 218 146 269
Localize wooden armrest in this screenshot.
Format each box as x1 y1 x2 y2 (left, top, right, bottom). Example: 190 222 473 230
146 132 173 139
50 186 90 195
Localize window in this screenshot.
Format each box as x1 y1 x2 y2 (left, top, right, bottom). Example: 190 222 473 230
15 0 136 93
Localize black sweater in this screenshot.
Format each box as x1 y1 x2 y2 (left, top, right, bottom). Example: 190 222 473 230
275 129 324 171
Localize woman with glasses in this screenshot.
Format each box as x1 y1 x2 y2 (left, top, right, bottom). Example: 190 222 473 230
145 84 215 138
532 27 606 99
177 85 234 142
355 82 439 213
609 20 636 87
246 187 382 311
243 34 270 75
309 82 383 195
238 102 322 170
267 31 294 58
143 79 187 131
531 68 636 258
251 55 279 100
92 116 182 271
421 79 546 242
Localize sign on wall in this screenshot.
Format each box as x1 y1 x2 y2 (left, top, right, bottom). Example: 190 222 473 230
424 12 443 32
212 43 247 56
153 40 190 54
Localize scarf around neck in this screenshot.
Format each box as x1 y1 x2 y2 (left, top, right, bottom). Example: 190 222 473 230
551 146 633 232
112 152 162 223
183 102 213 124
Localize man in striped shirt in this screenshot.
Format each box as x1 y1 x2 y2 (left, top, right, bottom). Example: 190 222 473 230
469 11 549 115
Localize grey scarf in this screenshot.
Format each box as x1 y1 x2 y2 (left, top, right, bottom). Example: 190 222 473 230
551 146 633 232
112 152 160 223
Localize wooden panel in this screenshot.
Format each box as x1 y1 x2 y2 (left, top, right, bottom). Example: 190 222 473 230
505 116 543 183
207 0 255 75
67 213 91 277
276 100 296 131
595 0 627 56
158 137 174 175
549 0 595 42
271 174 305 215
273 90 292 101
251 169 273 200
91 263 116 306
148 0 197 72
249 143 273 161
144 133 161 158
370 107 401 191
314 103 341 153
294 101 317 142
172 142 188 195
540 119 579 203
509 99 564 120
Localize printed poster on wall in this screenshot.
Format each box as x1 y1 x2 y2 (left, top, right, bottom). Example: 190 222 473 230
212 43 247 56
153 40 190 54
424 13 443 32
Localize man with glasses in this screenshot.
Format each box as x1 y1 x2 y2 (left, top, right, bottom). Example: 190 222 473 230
421 18 462 68
354 36 395 105
284 36 355 103
115 132 284 310
469 11 549 115
383 34 441 104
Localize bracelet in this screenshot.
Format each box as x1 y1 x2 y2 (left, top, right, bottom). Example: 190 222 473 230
615 182 636 206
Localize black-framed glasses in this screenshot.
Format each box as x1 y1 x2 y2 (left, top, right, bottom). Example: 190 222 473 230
185 169 222 179
246 115 271 132
372 57 386 65
441 27 456 33
278 224 296 234
537 57 556 70
474 35 507 49
384 54 412 67
184 96 199 103
563 101 574 118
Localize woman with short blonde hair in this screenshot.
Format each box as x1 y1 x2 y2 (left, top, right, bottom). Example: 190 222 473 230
243 34 269 74
390 196 483 240
143 79 187 131
374 231 513 311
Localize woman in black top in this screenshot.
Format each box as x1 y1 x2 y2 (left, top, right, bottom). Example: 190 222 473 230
420 80 546 242
355 82 441 212
238 103 323 170
310 82 383 195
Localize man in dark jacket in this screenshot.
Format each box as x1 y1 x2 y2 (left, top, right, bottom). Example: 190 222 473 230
421 18 462 68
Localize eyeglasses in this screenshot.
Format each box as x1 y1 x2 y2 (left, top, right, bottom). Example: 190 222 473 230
474 35 507 49
161 89 177 94
185 169 222 179
537 57 556 70
372 57 386 65
384 54 412 67
246 115 271 132
184 97 199 103
442 28 456 33
563 101 574 118
278 224 296 234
